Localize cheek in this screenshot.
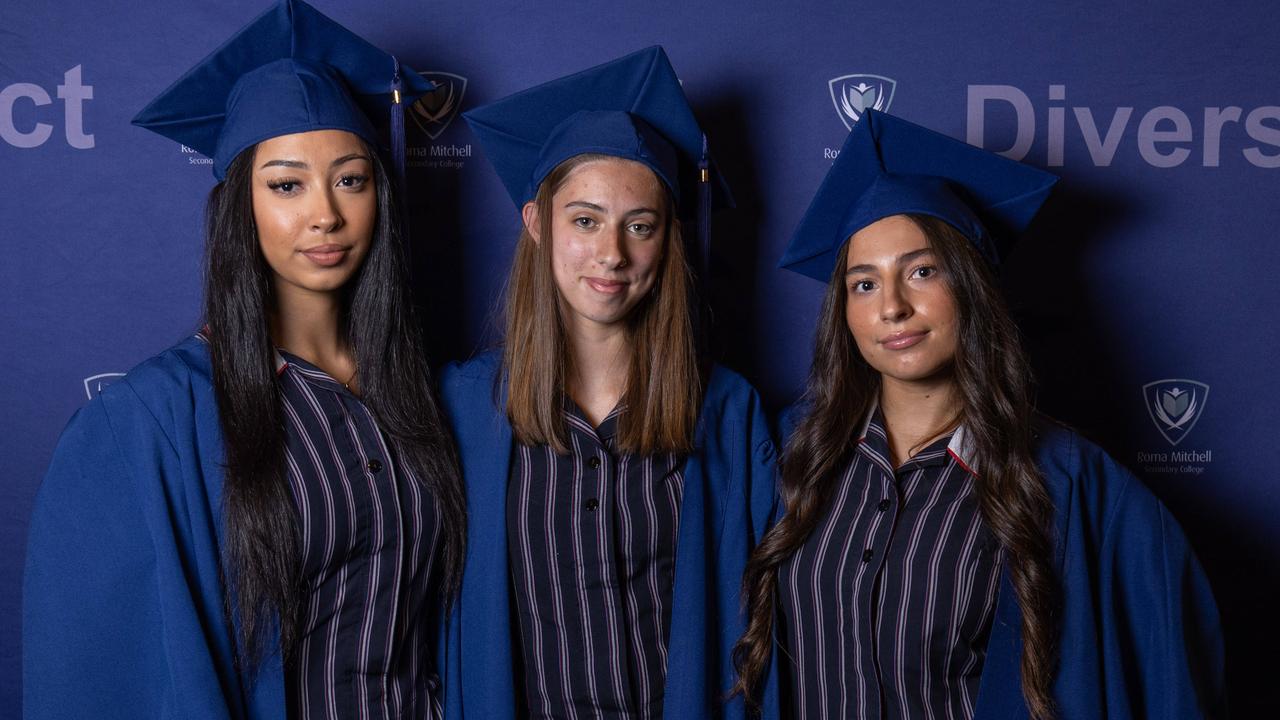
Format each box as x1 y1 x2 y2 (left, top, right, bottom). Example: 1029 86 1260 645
252 199 298 256
844 298 876 351
632 237 664 266
925 291 960 335
627 238 664 281
343 192 377 238
549 231 593 276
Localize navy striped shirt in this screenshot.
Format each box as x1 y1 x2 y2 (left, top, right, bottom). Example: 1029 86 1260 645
777 406 1003 720
507 401 684 719
276 348 444 720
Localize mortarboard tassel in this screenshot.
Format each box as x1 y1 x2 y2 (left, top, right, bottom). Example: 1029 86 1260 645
390 56 407 196
389 56 416 250
698 133 711 280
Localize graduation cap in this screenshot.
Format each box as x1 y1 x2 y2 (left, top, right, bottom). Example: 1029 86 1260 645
463 46 730 272
779 109 1059 282
131 0 435 182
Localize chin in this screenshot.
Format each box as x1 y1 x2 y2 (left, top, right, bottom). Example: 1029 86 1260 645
878 360 953 385
566 294 636 323
292 272 358 294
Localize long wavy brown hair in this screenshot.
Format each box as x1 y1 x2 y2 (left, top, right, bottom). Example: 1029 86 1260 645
501 153 702 454
732 214 1059 718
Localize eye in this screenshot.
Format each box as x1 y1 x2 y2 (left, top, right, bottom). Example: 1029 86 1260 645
628 222 654 236
911 265 938 280
573 216 598 230
337 173 369 190
849 279 877 294
267 178 301 195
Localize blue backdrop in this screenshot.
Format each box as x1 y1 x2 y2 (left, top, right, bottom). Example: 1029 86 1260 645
3 1 1276 715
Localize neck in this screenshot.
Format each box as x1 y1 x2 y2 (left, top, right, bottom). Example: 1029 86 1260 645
878 372 960 468
564 315 630 427
271 282 355 386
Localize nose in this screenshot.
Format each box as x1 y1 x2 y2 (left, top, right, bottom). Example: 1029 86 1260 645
595 223 629 269
879 277 912 323
308 186 343 234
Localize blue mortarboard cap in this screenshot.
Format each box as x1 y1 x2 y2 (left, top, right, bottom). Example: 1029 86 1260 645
780 109 1059 282
131 0 435 180
462 46 729 213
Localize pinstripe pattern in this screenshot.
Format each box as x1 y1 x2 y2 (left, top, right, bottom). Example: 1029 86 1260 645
508 401 684 719
276 350 444 720
777 407 1002 720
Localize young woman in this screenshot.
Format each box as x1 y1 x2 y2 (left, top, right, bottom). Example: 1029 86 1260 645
440 47 778 720
732 109 1225 719
23 2 463 718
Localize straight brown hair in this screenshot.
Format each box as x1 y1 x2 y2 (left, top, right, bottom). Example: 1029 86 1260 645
501 153 702 455
732 214 1059 719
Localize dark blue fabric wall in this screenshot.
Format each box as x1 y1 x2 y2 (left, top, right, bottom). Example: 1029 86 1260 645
3 1 1276 714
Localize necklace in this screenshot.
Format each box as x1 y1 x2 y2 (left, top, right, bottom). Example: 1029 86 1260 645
341 366 358 390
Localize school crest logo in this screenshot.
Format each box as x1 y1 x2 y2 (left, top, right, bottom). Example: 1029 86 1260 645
83 372 125 400
411 72 468 140
1143 379 1209 447
829 74 897 130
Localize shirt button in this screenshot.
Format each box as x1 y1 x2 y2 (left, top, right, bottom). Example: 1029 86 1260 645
585 498 599 511
588 456 601 469
878 498 891 512
861 548 874 563
367 458 382 473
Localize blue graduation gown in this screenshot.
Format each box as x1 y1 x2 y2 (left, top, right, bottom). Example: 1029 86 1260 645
24 336 287 719
438 351 781 720
972 418 1226 718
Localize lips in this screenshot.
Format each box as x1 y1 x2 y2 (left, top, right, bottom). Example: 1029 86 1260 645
585 277 629 295
880 330 928 350
300 244 351 267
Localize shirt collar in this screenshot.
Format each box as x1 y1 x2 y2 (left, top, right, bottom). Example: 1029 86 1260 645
857 396 979 476
196 328 291 379
562 395 623 445
275 348 355 395
946 423 978 475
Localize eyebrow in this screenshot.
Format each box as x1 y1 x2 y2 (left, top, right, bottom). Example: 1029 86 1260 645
258 153 370 170
562 201 661 217
845 247 935 276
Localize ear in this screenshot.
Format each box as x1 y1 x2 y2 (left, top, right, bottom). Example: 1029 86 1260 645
521 201 541 245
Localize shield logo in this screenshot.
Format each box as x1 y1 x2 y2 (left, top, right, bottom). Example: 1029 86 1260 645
410 72 468 141
1142 379 1209 446
83 372 125 400
829 74 897 130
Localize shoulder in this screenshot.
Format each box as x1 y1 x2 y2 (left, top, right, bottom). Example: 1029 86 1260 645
75 336 213 451
84 335 209 415
440 349 502 391
115 335 212 400
42 337 210 496
438 349 505 425
1031 414 1165 538
703 364 764 408
775 398 807 443
699 365 777 458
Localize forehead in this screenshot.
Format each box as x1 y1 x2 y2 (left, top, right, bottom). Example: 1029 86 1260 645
553 157 666 205
845 215 930 267
253 129 368 165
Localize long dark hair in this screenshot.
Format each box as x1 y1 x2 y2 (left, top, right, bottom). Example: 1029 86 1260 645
732 214 1059 718
502 154 703 455
204 144 466 668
